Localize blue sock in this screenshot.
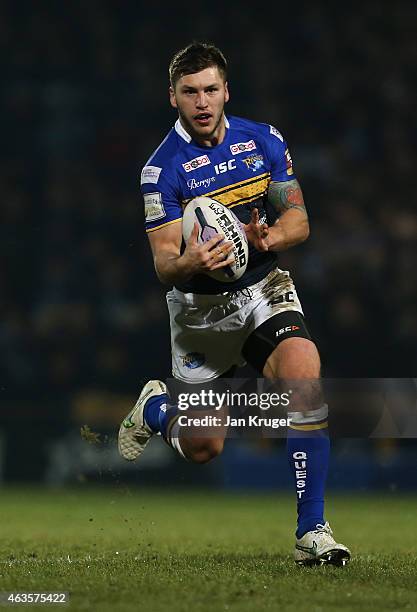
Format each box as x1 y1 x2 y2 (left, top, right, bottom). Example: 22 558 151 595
287 416 330 539
144 395 179 438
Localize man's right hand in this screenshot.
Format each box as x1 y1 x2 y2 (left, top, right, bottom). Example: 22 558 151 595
182 222 235 276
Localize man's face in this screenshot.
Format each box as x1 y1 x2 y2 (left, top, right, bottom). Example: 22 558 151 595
170 66 229 141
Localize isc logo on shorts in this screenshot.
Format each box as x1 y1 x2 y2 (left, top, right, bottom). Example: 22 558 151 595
182 155 211 173
276 325 300 337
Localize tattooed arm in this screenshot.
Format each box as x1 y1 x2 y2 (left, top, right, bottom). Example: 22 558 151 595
263 179 310 252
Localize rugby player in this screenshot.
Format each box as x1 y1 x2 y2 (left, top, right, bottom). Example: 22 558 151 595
119 42 350 566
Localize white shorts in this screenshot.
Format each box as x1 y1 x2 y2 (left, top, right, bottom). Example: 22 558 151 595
167 268 304 383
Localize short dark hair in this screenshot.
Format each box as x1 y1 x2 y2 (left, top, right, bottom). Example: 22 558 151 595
169 42 227 88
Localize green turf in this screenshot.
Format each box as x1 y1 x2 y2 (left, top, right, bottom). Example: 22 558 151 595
0 488 416 611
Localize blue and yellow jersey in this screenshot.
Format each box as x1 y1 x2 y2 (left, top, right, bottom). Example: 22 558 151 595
140 115 295 294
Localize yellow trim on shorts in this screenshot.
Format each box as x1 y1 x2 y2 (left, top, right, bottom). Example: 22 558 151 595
146 217 182 233
289 421 328 431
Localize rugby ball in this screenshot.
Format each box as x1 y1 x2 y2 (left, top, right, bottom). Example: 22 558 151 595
182 196 248 282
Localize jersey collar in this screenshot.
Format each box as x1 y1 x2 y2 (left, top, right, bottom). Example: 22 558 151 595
174 115 230 143
174 118 191 142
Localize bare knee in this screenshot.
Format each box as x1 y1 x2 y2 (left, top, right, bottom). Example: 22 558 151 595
263 338 323 411
182 437 224 464
263 338 321 379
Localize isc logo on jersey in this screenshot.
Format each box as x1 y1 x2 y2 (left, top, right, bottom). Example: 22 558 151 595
214 159 236 174
182 155 211 173
230 140 256 155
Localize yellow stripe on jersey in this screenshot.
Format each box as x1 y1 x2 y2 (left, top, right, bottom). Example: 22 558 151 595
289 421 329 431
205 172 270 200
145 217 182 233
182 172 271 208
229 194 264 208
213 177 270 207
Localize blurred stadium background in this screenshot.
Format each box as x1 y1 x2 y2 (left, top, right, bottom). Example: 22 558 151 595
0 1 416 490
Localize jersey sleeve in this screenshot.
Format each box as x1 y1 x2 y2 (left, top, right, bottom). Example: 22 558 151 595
264 125 296 182
140 162 182 233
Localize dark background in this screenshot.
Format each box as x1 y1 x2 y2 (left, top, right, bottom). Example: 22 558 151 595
0 1 416 482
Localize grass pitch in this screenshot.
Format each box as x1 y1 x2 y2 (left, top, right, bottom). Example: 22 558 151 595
1 488 416 611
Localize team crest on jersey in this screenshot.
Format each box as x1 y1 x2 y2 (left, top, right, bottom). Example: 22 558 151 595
241 154 264 172
182 155 211 173
229 140 256 155
285 148 294 175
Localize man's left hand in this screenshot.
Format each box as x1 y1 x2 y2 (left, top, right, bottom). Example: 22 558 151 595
243 208 269 251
